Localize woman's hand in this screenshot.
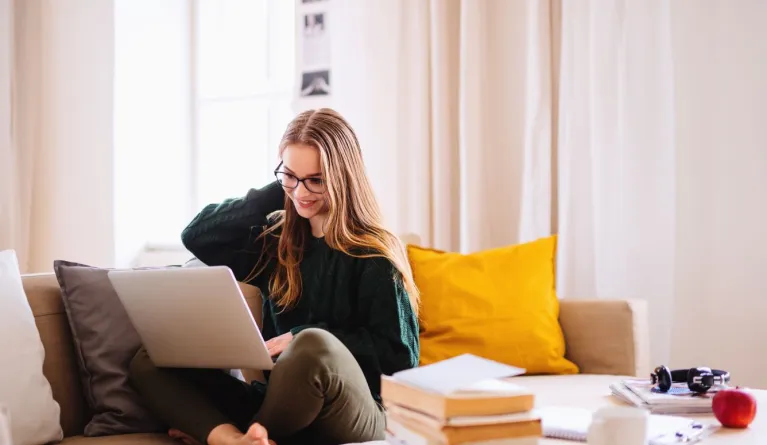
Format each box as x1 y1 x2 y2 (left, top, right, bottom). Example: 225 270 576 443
265 332 294 357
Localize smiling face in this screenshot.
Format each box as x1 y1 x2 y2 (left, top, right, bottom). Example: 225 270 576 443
277 143 328 220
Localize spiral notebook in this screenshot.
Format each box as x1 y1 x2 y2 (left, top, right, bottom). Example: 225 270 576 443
536 406 718 444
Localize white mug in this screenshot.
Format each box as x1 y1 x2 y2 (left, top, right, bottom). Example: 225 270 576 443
0 404 11 445
587 406 649 445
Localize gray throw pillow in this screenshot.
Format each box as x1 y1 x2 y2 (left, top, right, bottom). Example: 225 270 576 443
53 260 165 436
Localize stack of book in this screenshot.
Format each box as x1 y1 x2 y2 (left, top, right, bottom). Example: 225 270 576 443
609 378 717 414
381 354 542 445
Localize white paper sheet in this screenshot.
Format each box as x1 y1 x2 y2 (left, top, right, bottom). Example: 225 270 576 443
391 354 526 395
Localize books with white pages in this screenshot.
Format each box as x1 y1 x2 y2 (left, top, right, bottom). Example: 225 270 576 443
385 403 541 429
381 355 540 444
384 403 542 444
385 416 541 445
610 379 717 414
381 354 534 420
536 406 718 444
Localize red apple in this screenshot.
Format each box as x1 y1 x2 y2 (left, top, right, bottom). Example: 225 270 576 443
712 387 758 428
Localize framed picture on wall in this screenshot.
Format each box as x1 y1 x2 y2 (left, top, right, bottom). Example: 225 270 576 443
300 70 330 97
296 1 331 99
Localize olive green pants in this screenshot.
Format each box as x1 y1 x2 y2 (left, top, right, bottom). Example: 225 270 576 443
128 328 386 445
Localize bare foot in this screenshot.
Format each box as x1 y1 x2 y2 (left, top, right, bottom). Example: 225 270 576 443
244 423 276 445
169 428 203 445
207 423 276 445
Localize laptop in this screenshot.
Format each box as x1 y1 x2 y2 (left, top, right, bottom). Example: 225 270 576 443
108 266 274 371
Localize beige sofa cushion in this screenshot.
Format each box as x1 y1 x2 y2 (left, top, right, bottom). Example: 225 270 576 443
24 273 88 437
559 299 650 377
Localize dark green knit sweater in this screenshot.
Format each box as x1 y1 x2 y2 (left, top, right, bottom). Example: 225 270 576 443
180 181 420 402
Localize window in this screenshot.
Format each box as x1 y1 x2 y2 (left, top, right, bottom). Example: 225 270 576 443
113 0 296 263
193 0 296 209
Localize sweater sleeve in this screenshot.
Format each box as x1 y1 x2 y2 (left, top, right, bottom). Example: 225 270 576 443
180 181 285 283
290 257 420 378
260 299 278 342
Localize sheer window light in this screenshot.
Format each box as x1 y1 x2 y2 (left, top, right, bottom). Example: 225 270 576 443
193 0 296 209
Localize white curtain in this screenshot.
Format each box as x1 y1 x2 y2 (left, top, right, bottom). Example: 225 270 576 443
0 0 22 265
331 0 558 253
1 0 116 274
668 0 767 388
332 0 767 387
0 0 43 274
558 0 767 385
556 1 678 367
330 0 677 369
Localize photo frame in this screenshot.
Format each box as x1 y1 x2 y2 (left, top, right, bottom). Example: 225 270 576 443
296 0 331 98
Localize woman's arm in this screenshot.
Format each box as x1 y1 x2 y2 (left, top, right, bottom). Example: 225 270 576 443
180 180 284 282
260 298 278 342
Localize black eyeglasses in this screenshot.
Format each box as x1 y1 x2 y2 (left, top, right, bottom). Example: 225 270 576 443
274 162 326 194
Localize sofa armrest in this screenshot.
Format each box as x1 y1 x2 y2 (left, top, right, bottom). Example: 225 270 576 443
559 298 650 377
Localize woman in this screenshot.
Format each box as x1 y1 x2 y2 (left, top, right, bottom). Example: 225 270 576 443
129 108 420 445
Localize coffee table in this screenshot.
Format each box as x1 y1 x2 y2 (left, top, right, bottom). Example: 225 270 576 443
515 375 766 444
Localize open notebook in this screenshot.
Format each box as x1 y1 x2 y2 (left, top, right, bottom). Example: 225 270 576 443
536 407 719 444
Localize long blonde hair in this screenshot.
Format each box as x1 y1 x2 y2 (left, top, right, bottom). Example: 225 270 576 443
247 108 420 315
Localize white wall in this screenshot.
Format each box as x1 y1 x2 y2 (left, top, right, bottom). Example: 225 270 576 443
670 1 767 387
23 0 115 271
113 0 191 267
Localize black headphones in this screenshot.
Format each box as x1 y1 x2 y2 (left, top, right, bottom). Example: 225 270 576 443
650 365 731 394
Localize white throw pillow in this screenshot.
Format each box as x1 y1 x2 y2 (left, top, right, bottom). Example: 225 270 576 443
0 250 63 445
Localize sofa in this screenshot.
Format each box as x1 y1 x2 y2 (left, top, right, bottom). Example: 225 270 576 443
22 270 651 445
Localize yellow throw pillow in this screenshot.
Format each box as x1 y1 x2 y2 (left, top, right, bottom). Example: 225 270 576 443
407 235 579 375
